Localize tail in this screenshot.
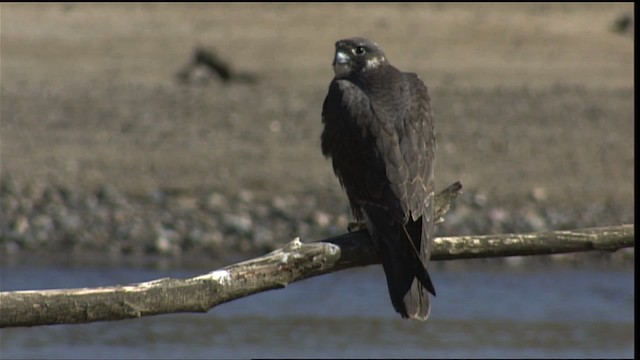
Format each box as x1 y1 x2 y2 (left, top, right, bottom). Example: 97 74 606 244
363 203 435 320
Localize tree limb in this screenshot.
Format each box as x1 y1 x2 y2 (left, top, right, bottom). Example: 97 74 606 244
0 182 634 328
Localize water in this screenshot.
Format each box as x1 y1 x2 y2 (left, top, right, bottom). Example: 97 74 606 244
0 260 634 359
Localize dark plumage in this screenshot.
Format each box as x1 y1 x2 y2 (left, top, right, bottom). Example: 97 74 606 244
321 37 436 320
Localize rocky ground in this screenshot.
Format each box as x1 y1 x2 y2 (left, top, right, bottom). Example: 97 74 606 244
0 3 634 267
0 175 634 268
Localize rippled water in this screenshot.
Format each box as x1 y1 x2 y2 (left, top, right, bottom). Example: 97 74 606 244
0 260 634 359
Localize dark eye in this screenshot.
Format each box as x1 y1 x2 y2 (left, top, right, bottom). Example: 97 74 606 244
355 46 366 55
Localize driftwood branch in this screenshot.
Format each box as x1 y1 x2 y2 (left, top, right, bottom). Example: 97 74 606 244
0 182 634 328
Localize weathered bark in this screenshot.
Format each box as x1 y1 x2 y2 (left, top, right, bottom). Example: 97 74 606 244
0 182 634 328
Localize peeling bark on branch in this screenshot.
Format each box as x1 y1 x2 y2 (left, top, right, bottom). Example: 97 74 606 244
0 182 634 328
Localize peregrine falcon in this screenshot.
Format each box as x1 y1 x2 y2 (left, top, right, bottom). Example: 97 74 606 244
321 37 436 320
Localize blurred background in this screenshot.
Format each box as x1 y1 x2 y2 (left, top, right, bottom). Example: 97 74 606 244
0 3 634 358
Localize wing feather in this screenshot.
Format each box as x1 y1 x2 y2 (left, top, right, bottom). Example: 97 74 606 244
322 71 435 224
321 64 437 320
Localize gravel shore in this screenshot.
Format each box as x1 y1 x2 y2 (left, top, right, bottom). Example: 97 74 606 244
1 177 632 266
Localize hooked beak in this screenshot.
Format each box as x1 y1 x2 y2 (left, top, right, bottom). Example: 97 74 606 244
333 51 350 66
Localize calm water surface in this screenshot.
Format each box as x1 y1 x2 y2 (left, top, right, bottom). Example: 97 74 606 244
0 259 634 358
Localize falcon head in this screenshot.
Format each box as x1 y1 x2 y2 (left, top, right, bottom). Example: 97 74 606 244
332 37 388 79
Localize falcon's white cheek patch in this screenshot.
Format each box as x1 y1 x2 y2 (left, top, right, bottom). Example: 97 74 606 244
365 56 385 70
